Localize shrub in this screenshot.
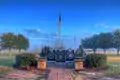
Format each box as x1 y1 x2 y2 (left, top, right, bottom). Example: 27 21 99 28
15 53 38 68
84 54 107 68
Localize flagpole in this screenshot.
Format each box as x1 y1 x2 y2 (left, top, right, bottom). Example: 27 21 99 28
58 24 61 47
74 36 76 50
58 12 61 48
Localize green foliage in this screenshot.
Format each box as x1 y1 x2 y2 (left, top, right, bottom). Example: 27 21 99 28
0 33 29 51
16 34 29 51
75 45 86 57
0 33 29 56
81 32 113 54
0 33 16 50
15 53 37 68
0 33 17 56
84 54 107 68
113 29 120 55
98 33 113 53
81 34 99 54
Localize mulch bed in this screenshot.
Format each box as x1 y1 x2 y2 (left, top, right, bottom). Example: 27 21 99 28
8 70 38 79
73 66 110 80
75 66 110 72
6 67 51 80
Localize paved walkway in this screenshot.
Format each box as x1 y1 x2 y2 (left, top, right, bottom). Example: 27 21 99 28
47 68 84 80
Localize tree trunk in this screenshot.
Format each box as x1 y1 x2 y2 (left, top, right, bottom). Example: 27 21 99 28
117 49 119 55
93 49 96 54
104 49 106 54
19 49 21 53
0 49 1 54
9 48 12 57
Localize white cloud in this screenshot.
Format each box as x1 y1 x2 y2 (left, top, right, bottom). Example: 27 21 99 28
24 28 42 33
95 23 109 28
105 25 109 28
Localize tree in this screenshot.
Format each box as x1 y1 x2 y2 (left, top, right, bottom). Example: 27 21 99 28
81 34 99 54
40 46 50 58
75 45 86 57
89 35 99 54
0 35 2 54
81 38 90 49
0 33 16 57
98 33 113 54
23 37 29 51
113 29 120 55
16 34 29 52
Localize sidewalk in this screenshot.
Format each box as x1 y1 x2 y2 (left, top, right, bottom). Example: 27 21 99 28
47 68 84 80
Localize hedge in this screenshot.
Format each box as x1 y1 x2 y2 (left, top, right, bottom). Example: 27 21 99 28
15 53 37 68
84 54 107 68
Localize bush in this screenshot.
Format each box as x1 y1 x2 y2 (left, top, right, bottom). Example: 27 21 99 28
84 54 107 68
15 53 38 68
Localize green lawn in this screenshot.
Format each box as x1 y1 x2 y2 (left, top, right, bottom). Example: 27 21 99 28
0 53 46 80
0 58 15 67
0 53 120 67
0 53 18 67
0 53 17 58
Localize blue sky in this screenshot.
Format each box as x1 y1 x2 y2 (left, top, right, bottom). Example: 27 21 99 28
0 0 120 49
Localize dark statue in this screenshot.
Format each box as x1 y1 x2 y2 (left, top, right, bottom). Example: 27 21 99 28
41 46 86 62
47 49 76 62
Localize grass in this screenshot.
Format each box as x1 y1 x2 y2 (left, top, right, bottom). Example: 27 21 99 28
0 53 120 79
0 66 14 73
0 53 15 67
0 66 14 80
107 55 120 71
105 64 120 78
103 55 120 78
0 58 15 67
1 53 120 67
107 56 120 63
0 53 46 80
0 53 18 58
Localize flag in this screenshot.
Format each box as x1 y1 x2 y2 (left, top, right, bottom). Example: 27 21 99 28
58 13 61 28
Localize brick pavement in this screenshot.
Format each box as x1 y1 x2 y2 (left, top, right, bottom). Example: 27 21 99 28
47 68 84 80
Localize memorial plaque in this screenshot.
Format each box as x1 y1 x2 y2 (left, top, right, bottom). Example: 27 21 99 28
38 59 46 70
74 60 84 70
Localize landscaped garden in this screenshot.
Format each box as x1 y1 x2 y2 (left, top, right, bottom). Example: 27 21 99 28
1 29 120 80
0 53 50 80
0 52 120 80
